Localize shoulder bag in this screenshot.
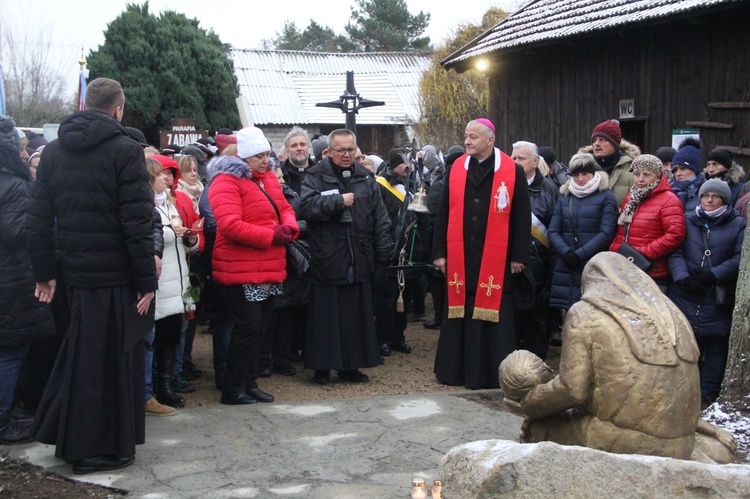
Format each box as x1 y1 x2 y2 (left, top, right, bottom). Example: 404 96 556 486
616 223 652 271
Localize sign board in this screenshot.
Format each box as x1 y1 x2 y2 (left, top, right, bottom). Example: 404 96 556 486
671 128 700 149
619 99 635 119
159 118 207 150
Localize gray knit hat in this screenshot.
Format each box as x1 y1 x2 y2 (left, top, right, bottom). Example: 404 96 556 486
699 178 732 205
0 115 21 153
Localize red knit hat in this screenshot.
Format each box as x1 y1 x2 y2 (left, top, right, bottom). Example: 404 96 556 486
591 120 622 148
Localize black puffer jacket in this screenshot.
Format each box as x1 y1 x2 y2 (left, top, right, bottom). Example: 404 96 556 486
300 157 392 285
0 148 54 347
27 110 157 293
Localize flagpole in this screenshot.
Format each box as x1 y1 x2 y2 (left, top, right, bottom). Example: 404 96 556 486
0 61 6 116
77 48 87 111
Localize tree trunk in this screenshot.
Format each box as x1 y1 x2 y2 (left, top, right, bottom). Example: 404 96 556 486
719 225 750 411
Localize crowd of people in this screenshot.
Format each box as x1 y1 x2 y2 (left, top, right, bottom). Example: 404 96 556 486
0 77 747 474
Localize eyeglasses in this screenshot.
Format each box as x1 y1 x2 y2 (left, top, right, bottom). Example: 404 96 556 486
700 193 723 201
331 148 357 156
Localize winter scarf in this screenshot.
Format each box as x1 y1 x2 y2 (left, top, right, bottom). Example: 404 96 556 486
568 173 602 198
618 179 660 225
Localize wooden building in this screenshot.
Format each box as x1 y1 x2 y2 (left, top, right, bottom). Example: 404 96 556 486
442 0 750 169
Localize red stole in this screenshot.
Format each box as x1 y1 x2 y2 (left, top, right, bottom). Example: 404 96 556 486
446 149 516 322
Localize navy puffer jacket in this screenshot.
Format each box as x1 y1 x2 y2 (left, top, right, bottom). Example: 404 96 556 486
667 208 745 338
549 172 619 309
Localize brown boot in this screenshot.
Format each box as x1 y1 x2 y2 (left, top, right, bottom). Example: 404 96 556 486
145 397 177 417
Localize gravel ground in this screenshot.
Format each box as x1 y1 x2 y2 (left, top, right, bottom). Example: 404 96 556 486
181 318 472 408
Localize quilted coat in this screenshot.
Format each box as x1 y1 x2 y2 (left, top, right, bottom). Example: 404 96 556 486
668 208 745 338
208 155 298 286
610 175 686 279
549 172 619 309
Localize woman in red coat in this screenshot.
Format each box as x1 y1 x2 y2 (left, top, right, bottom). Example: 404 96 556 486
208 127 299 405
610 154 686 291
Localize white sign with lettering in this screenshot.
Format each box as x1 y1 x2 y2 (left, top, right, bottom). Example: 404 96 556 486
619 99 635 119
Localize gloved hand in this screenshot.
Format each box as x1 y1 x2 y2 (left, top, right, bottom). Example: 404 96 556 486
563 251 581 268
679 277 703 294
692 268 717 286
271 225 294 246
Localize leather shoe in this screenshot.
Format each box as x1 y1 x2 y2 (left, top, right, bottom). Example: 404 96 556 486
391 340 412 354
379 343 391 356
73 455 135 474
338 370 370 383
247 387 275 403
258 367 272 378
423 319 440 330
0 417 34 445
221 392 257 405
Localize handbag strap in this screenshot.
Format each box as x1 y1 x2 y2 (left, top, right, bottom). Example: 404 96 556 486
701 231 713 268
623 222 631 242
252 179 282 223
568 196 579 247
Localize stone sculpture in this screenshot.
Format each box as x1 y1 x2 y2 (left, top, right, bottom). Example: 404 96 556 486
499 252 736 462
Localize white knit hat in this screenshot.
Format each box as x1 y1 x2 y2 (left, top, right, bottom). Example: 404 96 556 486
236 126 270 159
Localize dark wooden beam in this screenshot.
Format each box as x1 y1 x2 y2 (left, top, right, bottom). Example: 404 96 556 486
716 145 750 157
685 121 734 129
708 102 750 109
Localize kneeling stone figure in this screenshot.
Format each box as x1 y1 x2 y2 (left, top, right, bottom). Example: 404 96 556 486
499 252 736 463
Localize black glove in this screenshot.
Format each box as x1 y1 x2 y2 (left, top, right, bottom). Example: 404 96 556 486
692 269 717 286
563 251 581 268
679 277 703 294
271 225 294 246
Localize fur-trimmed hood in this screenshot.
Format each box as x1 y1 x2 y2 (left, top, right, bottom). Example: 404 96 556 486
709 162 746 185
206 155 253 183
560 171 610 195
578 139 641 159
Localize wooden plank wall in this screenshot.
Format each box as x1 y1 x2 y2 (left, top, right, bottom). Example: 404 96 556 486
489 3 750 170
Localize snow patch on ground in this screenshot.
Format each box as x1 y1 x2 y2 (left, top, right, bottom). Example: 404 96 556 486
271 405 337 416
703 403 750 462
298 432 358 449
387 399 441 420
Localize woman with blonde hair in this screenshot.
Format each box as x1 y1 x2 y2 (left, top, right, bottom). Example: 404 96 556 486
177 155 203 214
146 158 198 408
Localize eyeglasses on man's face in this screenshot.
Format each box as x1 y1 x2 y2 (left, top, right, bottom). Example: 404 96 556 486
331 148 357 156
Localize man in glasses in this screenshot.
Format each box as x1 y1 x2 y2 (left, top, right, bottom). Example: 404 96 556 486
300 129 392 385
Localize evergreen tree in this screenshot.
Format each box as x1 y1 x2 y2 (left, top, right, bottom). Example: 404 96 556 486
345 0 430 52
274 20 350 52
417 7 507 150
86 3 240 144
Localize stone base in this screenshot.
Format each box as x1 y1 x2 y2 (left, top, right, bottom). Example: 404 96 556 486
440 440 750 498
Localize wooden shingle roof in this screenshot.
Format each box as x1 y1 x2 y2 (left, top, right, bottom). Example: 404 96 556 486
442 0 741 70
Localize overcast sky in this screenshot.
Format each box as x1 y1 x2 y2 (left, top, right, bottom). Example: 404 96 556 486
2 0 521 95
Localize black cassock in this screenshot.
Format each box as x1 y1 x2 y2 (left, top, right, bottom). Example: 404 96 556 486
431 152 531 389
34 286 145 461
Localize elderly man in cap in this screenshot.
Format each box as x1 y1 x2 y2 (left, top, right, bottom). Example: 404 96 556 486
585 119 638 206
432 118 531 390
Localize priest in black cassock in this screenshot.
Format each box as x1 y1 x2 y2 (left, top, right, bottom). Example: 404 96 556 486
432 118 531 389
300 129 392 385
27 78 156 474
